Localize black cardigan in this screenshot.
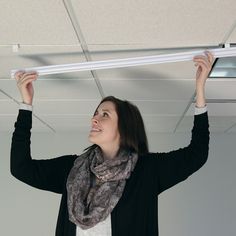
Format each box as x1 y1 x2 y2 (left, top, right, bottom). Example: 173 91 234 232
10 110 210 236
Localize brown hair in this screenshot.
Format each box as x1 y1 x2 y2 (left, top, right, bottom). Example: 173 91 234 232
86 96 149 155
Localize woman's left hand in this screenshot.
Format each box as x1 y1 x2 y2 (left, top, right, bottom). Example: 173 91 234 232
193 51 214 89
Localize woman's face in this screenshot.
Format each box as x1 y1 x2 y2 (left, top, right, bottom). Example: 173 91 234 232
88 101 120 150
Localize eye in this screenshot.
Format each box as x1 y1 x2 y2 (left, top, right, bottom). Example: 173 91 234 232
102 112 109 117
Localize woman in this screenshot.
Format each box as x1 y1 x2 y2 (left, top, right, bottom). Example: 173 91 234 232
11 52 213 236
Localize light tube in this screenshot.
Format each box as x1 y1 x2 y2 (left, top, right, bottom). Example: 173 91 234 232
10 47 236 79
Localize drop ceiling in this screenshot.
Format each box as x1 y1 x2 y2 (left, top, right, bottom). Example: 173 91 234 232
0 0 236 134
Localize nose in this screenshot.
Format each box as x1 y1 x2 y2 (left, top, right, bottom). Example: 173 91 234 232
91 116 99 125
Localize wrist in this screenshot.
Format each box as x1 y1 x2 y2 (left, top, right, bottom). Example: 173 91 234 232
22 100 33 105
195 104 206 108
21 96 33 105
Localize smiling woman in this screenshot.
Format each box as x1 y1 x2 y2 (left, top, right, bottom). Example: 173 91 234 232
10 52 213 236
88 100 121 159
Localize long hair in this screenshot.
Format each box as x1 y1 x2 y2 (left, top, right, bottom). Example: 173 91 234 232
86 96 149 155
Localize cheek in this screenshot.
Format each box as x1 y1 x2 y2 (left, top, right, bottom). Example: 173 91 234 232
114 126 120 140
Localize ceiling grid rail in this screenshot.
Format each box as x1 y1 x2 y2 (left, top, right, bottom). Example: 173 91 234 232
62 0 105 98
221 19 236 45
173 91 196 133
0 88 55 132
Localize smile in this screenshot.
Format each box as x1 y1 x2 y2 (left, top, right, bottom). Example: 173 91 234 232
90 128 102 132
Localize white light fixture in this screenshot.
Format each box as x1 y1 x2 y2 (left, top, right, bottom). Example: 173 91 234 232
11 46 236 79
209 44 236 78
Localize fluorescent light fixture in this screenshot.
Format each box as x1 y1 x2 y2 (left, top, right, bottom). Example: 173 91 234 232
11 46 236 79
209 44 236 78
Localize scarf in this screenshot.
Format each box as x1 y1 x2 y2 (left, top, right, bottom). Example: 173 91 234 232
66 147 138 229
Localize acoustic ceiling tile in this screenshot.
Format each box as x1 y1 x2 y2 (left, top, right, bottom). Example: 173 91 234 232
228 124 236 133
131 100 190 116
0 100 19 114
206 81 236 99
0 115 51 132
0 79 101 101
227 25 236 43
33 100 100 115
143 115 180 133
208 116 236 133
100 79 195 100
176 115 236 133
0 0 78 44
40 115 91 132
71 0 236 47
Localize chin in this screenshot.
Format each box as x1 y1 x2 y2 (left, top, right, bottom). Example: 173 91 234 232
88 135 98 145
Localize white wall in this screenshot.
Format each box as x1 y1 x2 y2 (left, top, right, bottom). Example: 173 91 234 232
1 129 235 236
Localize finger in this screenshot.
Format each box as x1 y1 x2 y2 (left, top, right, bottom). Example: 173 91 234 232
17 74 37 86
18 71 38 81
193 58 210 69
15 71 38 79
205 51 214 64
195 51 214 65
14 71 25 80
193 55 209 62
194 54 212 67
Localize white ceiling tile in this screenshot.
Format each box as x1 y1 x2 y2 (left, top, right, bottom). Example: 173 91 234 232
0 100 19 114
88 45 197 80
227 25 236 43
0 0 78 44
176 115 236 133
40 115 91 132
130 100 189 116
33 79 101 100
71 0 236 46
185 104 236 133
206 80 236 99
100 79 195 100
143 115 180 133
0 80 21 101
33 100 100 115
0 91 9 99
0 79 101 101
228 124 236 133
208 116 236 133
0 115 51 132
0 115 19 132
174 116 194 133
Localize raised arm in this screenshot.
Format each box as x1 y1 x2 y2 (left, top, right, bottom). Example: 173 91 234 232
154 52 214 194
10 72 77 194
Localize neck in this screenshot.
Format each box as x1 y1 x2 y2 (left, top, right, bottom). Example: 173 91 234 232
100 145 120 160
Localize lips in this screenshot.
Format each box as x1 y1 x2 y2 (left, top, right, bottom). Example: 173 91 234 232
90 127 102 132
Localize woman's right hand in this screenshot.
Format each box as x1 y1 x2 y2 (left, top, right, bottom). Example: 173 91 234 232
14 71 38 105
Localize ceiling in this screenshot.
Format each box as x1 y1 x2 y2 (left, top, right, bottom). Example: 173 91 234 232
1 0 236 134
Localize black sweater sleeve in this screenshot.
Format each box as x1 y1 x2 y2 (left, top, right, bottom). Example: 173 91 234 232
10 110 77 194
154 112 210 194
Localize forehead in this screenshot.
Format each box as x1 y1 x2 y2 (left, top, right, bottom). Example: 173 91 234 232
97 101 116 112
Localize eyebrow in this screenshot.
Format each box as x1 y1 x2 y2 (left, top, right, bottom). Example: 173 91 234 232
101 109 112 112
95 108 113 114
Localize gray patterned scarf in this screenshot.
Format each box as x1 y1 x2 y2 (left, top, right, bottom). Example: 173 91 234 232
66 147 138 229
